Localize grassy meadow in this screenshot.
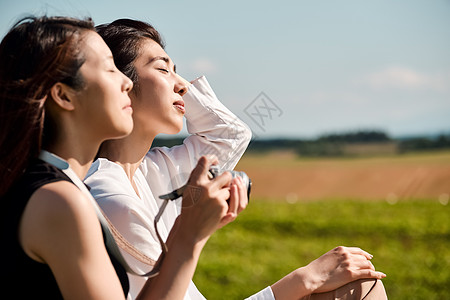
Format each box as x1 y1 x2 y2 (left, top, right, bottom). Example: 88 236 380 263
193 199 449 299
193 151 450 299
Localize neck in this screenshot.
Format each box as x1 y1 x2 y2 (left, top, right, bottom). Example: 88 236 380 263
97 129 156 181
46 139 100 180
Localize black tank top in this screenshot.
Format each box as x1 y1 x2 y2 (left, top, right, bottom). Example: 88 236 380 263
0 159 129 298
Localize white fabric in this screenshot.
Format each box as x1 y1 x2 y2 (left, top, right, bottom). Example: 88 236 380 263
85 76 273 299
245 287 275 300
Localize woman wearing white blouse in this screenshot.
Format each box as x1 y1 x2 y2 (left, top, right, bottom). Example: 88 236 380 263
85 19 387 300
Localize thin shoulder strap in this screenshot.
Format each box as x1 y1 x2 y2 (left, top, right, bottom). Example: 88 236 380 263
39 151 161 277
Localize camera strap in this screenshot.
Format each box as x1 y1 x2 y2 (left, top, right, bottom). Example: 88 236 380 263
38 150 166 277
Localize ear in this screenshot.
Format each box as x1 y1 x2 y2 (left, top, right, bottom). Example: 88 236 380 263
49 82 76 111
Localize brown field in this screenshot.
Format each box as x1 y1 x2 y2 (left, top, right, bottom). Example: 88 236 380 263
236 149 450 202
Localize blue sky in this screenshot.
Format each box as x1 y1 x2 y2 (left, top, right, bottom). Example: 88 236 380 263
1 0 449 139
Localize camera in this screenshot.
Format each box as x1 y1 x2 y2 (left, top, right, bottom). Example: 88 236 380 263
209 165 252 200
159 166 252 202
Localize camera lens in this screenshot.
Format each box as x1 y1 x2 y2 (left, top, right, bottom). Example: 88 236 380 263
230 171 251 199
209 166 251 200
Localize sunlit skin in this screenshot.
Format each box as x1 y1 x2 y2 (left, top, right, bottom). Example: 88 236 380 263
96 37 386 300
22 29 241 298
97 37 248 219
19 30 136 299
45 31 134 177
75 32 134 141
96 37 249 300
130 39 187 139
97 39 192 177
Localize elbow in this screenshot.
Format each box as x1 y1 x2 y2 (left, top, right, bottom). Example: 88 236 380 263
239 121 253 146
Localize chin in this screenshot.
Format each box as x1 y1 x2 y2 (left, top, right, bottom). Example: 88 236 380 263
123 121 134 135
167 128 183 135
163 124 183 135
172 119 184 133
117 127 134 139
175 123 183 133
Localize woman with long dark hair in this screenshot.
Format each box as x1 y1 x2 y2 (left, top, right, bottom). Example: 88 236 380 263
0 16 236 299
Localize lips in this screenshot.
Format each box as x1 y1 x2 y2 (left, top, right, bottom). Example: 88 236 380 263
123 102 133 113
173 99 185 114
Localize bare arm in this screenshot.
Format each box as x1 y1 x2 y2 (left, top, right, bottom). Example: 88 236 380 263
271 246 386 299
19 181 126 300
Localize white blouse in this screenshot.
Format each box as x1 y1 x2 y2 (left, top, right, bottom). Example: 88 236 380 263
85 76 274 300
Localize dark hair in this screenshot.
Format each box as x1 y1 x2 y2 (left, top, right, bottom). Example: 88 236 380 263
0 16 95 196
96 19 165 90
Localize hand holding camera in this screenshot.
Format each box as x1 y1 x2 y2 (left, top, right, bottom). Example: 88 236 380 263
159 156 251 204
159 156 250 241
208 165 251 201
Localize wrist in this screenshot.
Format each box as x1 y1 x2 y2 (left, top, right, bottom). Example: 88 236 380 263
168 217 208 256
271 267 314 300
293 266 316 295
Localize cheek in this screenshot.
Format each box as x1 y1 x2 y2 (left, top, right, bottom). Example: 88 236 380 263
139 72 172 96
135 82 171 113
78 85 104 116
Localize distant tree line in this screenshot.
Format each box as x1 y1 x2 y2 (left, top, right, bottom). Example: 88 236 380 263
152 130 450 157
398 134 450 153
317 131 390 143
246 130 394 157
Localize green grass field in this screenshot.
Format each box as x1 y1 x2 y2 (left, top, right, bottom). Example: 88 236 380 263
193 199 449 299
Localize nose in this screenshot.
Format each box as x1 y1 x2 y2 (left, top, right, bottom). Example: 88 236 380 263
174 73 189 96
122 73 133 93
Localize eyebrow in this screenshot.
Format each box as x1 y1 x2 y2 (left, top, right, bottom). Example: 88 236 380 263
150 56 169 64
148 56 177 73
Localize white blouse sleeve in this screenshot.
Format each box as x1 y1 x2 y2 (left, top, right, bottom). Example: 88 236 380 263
141 76 252 228
142 75 251 185
245 286 275 300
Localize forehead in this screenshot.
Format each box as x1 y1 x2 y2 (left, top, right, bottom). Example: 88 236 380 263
80 31 112 63
136 38 171 64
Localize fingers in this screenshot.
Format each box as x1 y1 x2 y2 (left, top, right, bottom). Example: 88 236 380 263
189 155 219 184
352 258 375 271
337 246 387 280
211 170 232 189
219 212 237 228
234 176 248 213
225 176 248 215
347 247 373 260
187 156 247 223
227 181 239 216
352 256 386 280
338 247 375 270
307 246 387 294
355 269 387 280
215 180 237 229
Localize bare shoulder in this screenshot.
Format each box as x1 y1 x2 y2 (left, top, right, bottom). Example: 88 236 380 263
19 180 101 262
25 180 97 228
19 181 126 299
